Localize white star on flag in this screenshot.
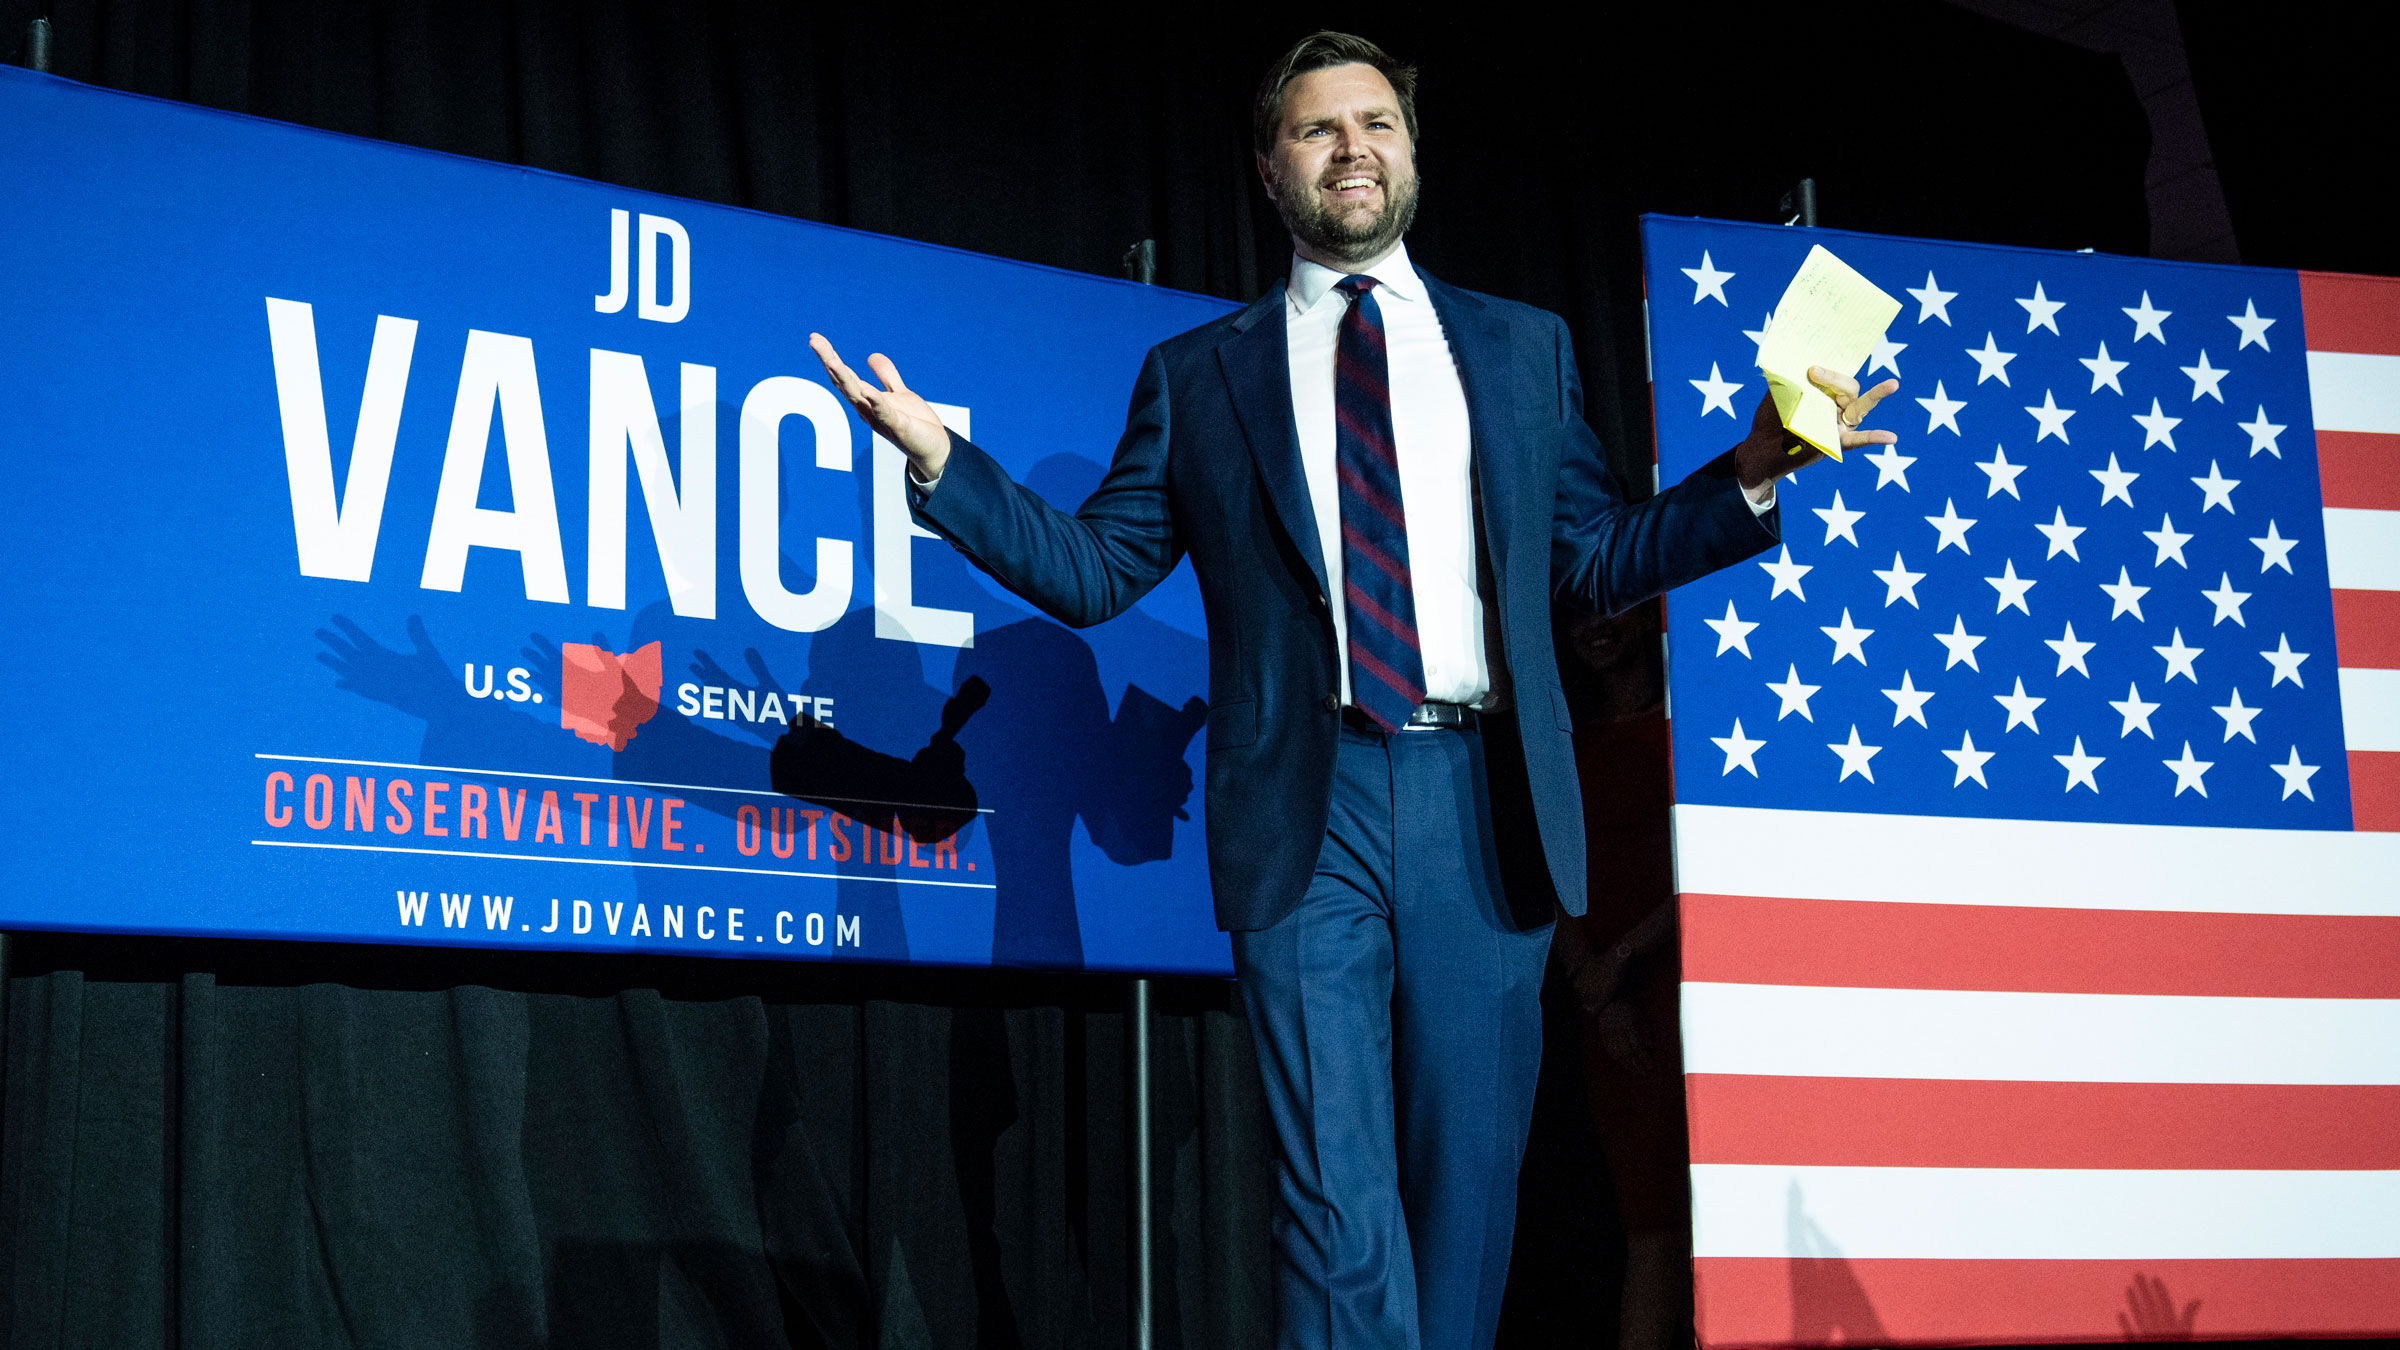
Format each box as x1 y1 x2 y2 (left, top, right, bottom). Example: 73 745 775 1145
1827 725 1882 782
1711 719 1765 776
1758 545 1811 600
2227 300 2275 351
2046 621 2096 677
1967 332 2018 384
2054 736 2105 793
2260 634 2309 688
2181 349 2228 403
2100 566 2151 620
1743 313 1774 350
1908 271 1957 324
1705 600 1758 657
1863 444 1916 491
2271 745 2319 799
1934 615 1986 670
2035 506 2086 560
2145 514 2194 567
2091 454 2139 507
1925 498 1977 553
1873 552 1927 608
1682 251 1733 305
1975 445 2028 499
2154 628 2203 683
1819 608 1874 666
2213 688 2262 743
2250 520 2298 573
2123 290 2171 343
1869 336 1906 376
2238 406 2285 457
2024 389 2075 443
1813 490 1865 546
1995 677 2046 733
1691 362 1742 417
2017 282 2065 334
2192 460 2240 513
1767 664 1821 721
1882 670 1936 727
1917 380 1967 434
2111 682 2161 738
1986 559 2036 615
2079 341 2128 393
2201 572 2252 626
2163 741 2214 797
1944 729 1995 787
2131 398 2182 450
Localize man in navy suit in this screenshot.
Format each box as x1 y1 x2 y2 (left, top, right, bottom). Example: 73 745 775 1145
813 31 1896 1348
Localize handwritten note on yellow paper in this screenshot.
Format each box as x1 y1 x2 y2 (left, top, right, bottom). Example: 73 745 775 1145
1756 245 1902 461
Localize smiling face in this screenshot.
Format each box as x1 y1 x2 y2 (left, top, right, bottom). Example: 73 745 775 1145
1259 62 1420 271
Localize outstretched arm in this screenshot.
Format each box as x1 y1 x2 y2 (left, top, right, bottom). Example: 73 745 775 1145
1550 315 1899 615
809 333 1184 629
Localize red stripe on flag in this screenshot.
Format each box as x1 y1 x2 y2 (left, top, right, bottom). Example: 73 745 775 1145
1694 1257 2400 1347
2316 430 2400 510
2333 589 2400 667
1680 892 2400 997
1685 1075 2400 1169
2301 269 2400 355
2352 750 2400 832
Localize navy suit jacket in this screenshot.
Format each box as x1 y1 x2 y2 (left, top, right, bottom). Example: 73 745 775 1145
915 270 1778 932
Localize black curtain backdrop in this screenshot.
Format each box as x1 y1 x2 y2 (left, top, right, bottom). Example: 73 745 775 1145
0 3 2227 1347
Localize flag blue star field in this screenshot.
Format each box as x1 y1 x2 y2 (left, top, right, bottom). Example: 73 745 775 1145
1647 218 2345 827
1640 217 2400 1348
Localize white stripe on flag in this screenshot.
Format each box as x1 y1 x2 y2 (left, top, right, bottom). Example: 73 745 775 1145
2307 351 2400 434
1680 982 2400 1084
1691 1163 2400 1259
1673 805 2400 916
2326 507 2400 591
2343 667 2400 752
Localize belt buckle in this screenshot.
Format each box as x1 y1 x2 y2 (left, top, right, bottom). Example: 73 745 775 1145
1404 701 1470 731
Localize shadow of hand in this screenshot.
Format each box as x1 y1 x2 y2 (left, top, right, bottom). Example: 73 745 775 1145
2117 1272 2200 1340
317 615 456 720
518 631 610 706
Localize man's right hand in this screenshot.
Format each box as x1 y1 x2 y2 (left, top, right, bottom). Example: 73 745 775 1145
809 333 953 482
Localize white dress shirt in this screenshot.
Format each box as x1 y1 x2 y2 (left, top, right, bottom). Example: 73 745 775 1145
1287 244 1494 709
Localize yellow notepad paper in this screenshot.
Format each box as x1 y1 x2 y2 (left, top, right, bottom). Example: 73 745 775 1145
1756 244 1902 461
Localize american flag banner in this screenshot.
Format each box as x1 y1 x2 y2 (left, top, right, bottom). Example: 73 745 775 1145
1640 216 2400 1346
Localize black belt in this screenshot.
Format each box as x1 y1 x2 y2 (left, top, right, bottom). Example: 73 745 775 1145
1344 700 1477 732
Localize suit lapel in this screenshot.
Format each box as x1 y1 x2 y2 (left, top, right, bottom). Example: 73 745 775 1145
1217 292 1330 597
1422 273 1521 581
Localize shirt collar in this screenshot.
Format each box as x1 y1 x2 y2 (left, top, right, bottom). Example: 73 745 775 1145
1287 241 1426 313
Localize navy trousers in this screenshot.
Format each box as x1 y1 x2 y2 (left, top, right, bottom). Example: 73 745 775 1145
1232 720 1554 1350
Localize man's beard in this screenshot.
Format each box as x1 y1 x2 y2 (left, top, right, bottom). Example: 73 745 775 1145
1270 160 1421 268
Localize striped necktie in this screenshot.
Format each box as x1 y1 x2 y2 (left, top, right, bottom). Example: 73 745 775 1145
1332 275 1427 732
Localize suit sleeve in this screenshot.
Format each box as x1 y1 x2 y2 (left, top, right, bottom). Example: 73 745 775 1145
1548 313 1779 615
910 344 1184 629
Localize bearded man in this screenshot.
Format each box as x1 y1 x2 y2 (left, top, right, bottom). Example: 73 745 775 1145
811 30 1896 1349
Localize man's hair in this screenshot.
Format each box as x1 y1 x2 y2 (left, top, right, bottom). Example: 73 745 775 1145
1251 31 1418 155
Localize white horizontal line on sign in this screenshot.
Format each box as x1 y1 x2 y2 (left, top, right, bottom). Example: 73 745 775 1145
1682 982 2400 1085
1691 1163 2400 1259
250 839 997 889
253 751 998 814
1673 805 2400 916
2308 351 2400 434
2343 668 2400 752
2326 508 2400 591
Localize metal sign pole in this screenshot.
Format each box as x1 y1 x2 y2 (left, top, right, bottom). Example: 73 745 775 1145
1119 234 1159 1350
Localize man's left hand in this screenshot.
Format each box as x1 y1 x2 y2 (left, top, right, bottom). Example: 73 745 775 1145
1734 365 1900 493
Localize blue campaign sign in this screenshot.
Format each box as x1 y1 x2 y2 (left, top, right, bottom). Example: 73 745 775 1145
0 68 1239 975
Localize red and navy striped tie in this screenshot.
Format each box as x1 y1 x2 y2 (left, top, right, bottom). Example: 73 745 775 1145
1332 275 1427 733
